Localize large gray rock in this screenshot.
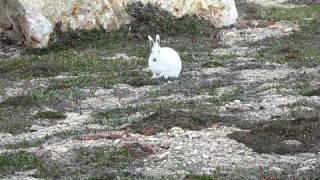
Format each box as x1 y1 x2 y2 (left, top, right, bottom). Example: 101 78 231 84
0 0 238 48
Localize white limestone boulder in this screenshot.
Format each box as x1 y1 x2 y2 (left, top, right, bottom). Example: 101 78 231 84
0 0 238 48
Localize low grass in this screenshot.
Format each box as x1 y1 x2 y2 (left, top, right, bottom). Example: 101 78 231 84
0 151 40 177
0 95 37 134
257 5 320 21
237 1 320 21
254 15 320 66
208 87 243 105
0 2 221 87
92 100 212 127
229 110 320 154
92 99 244 133
4 138 49 150
35 111 66 119
146 79 222 98
184 174 215 180
0 108 32 134
35 146 134 178
75 147 132 169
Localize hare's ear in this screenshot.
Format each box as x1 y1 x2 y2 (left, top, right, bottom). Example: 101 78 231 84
148 35 154 46
156 34 160 45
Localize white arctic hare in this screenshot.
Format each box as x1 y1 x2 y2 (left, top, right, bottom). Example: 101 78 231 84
148 34 182 79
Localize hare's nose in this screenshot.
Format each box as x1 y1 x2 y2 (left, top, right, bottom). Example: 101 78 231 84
153 58 157 62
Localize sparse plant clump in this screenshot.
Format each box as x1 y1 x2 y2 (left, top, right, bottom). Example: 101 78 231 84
0 95 36 107
35 111 66 119
75 147 133 168
0 95 36 134
303 88 320 97
256 5 320 21
126 2 218 37
255 17 320 66
0 151 41 176
229 112 320 154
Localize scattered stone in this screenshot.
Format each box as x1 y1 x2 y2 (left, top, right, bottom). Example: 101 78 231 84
160 143 171 149
220 21 299 46
122 142 155 158
0 0 238 48
169 127 185 137
247 0 302 8
296 166 314 176
138 128 157 136
80 130 129 140
257 20 276 28
281 140 303 146
157 152 170 160
269 166 284 174
202 154 209 159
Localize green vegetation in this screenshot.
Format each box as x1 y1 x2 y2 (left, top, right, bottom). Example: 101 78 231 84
184 174 215 180
303 88 320 96
126 2 218 37
257 5 320 21
229 111 320 154
208 87 243 105
35 111 66 119
1 1 320 178
93 100 241 133
0 81 6 94
5 138 48 149
201 60 224 68
0 95 36 134
255 17 320 65
147 79 222 98
0 151 40 176
76 147 132 169
93 101 200 124
0 95 36 107
36 147 134 178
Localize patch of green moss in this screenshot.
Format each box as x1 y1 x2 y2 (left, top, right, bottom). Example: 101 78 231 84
208 87 243 105
0 110 31 134
49 75 117 89
184 174 215 180
0 81 6 94
93 100 243 132
29 87 86 103
76 147 132 168
5 137 49 149
120 70 158 87
35 111 66 119
146 79 222 98
93 101 203 127
0 151 41 176
303 88 320 96
201 61 224 68
0 95 36 107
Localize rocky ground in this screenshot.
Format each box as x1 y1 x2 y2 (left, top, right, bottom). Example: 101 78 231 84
0 0 320 179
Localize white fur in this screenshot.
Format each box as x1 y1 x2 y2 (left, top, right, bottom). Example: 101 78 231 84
148 34 182 79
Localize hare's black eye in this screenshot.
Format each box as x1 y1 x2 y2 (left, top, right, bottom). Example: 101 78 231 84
153 58 157 62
